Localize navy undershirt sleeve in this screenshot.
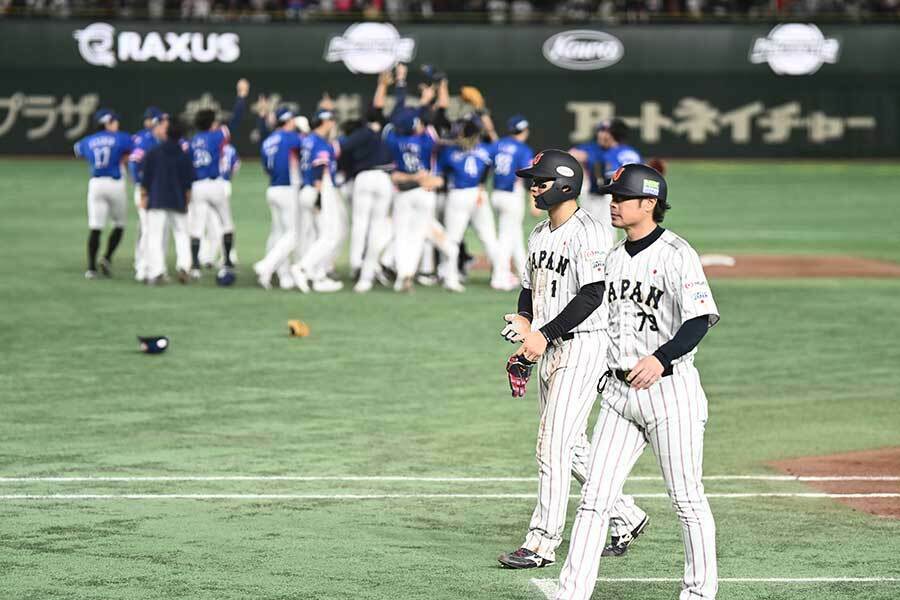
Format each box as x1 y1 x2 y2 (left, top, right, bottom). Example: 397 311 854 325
517 287 533 322
652 315 710 370
539 281 605 342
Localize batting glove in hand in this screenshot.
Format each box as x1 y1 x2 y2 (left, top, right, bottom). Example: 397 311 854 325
506 355 535 398
501 313 529 344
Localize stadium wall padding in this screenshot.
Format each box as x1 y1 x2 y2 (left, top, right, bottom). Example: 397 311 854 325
0 21 898 157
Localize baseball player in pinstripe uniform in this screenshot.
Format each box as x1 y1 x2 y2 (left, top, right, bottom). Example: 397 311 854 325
497 149 647 570
555 163 719 600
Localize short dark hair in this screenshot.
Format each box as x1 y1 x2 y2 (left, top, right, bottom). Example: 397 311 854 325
194 109 216 131
652 197 671 223
608 118 629 143
167 119 186 142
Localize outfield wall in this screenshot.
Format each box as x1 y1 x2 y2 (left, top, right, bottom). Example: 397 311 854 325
0 21 897 157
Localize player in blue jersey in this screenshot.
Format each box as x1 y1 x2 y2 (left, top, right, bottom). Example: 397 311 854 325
384 107 449 293
568 123 607 222
290 108 345 293
254 107 304 290
129 106 167 281
598 118 642 181
73 109 134 279
187 78 249 279
199 142 242 271
490 114 534 290
437 116 505 292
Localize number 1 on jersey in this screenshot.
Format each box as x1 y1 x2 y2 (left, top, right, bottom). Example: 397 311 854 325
551 280 557 298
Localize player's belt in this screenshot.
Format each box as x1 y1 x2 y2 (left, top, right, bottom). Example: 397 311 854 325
612 366 673 383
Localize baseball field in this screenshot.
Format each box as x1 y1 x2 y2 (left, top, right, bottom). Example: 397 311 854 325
1 158 898 600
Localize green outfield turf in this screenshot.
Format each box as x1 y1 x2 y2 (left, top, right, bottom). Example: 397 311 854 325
1 159 899 599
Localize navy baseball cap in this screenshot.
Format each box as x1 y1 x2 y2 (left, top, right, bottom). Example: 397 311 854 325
143 106 163 122
596 118 629 141
391 107 420 136
507 114 529 133
315 108 335 122
275 106 295 123
94 109 119 125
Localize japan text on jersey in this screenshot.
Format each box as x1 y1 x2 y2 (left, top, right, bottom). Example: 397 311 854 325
300 133 336 186
74 131 134 179
522 210 612 335
261 130 302 187
604 229 719 370
128 128 158 184
438 143 492 190
190 126 230 180
385 128 437 174
490 137 534 192
603 145 641 180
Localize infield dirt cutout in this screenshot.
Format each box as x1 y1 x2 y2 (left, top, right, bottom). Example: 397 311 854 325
771 447 900 518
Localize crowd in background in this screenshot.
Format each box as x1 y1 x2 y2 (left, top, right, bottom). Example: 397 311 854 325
2 0 898 22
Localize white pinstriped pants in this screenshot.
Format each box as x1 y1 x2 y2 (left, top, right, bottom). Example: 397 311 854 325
556 364 718 600
524 334 647 563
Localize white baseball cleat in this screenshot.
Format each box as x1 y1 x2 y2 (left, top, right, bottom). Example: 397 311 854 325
443 281 466 293
312 277 343 293
253 262 272 290
491 273 520 291
84 270 98 280
353 279 373 293
393 276 414 293
290 265 311 293
278 273 295 290
189 268 203 280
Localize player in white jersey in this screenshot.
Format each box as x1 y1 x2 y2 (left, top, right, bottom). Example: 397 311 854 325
496 150 647 570
555 163 720 600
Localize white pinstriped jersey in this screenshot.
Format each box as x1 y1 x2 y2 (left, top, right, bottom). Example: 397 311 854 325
604 228 719 370
522 208 614 334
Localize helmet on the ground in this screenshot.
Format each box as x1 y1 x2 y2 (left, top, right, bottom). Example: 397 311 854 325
515 149 583 210
216 268 236 287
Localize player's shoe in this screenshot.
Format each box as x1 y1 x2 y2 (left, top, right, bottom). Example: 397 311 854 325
393 276 414 293
84 270 98 280
290 265 311 294
253 262 272 290
353 279 373 293
189 268 203 281
176 269 190 284
416 273 438 287
497 547 553 569
229 248 239 266
278 273 295 290
443 280 465 293
601 516 650 557
98 257 112 277
312 277 343 293
491 273 520 292
146 274 169 286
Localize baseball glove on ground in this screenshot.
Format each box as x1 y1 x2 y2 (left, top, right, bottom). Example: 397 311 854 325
460 86 485 110
507 355 535 398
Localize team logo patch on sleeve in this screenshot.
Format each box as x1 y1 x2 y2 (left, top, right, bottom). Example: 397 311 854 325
642 179 660 195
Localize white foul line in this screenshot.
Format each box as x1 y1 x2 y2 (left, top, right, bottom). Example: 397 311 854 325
0 475 897 483
1 492 899 501
531 577 900 598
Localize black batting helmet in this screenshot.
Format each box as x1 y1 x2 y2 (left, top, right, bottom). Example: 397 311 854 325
515 149 583 210
598 163 669 204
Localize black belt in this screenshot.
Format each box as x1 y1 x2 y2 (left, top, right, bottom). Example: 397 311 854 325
611 366 673 383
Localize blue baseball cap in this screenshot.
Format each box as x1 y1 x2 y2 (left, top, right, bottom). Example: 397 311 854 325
94 109 119 125
314 108 335 122
391 107 420 136
143 106 163 122
275 106 295 123
507 114 529 133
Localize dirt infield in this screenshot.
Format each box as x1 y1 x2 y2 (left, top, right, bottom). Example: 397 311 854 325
771 447 900 518
471 254 900 278
701 255 900 278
